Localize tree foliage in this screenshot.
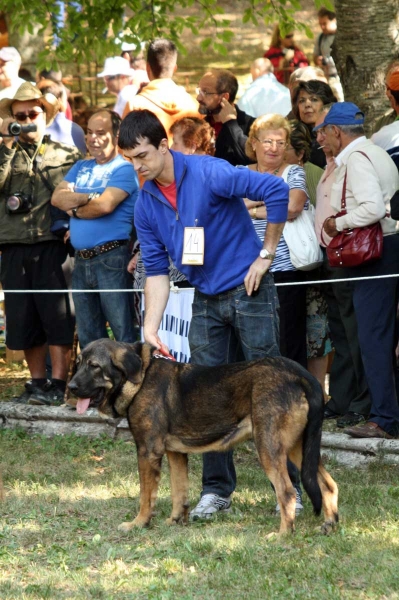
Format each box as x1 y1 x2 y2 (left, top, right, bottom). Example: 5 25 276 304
2 0 333 68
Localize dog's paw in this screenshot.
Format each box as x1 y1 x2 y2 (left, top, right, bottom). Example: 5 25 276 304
118 516 149 531
165 515 186 526
320 520 336 536
118 521 135 532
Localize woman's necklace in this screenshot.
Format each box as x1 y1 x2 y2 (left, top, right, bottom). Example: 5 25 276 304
256 164 280 176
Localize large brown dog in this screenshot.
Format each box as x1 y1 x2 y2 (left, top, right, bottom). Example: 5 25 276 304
68 339 338 536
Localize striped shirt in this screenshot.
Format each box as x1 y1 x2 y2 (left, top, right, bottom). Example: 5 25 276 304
250 164 310 272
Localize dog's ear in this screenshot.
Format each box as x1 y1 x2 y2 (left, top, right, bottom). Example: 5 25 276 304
130 341 156 372
111 347 142 384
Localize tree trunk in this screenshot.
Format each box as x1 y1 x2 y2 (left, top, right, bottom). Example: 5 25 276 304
334 0 399 132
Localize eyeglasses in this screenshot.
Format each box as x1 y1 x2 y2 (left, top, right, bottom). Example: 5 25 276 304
255 138 287 149
13 110 44 122
195 87 220 97
104 75 119 81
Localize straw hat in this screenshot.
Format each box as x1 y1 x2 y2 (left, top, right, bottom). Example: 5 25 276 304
0 81 59 125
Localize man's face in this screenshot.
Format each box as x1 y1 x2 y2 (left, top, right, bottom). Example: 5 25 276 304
314 114 332 157
86 113 117 163
323 124 341 157
131 53 146 71
0 59 18 87
122 137 168 181
319 16 337 35
196 73 225 116
11 99 46 143
104 74 128 95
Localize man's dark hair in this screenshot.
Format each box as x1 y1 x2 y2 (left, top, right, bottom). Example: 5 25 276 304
318 7 336 20
211 69 239 103
147 39 177 79
37 79 64 100
38 69 63 83
91 109 121 138
289 120 312 163
119 110 168 149
292 80 337 120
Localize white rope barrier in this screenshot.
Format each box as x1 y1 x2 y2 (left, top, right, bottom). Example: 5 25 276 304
1 271 399 293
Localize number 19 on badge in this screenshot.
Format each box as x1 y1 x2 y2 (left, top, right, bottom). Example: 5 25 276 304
182 227 205 265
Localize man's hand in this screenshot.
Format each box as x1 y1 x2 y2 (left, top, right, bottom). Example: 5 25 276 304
127 254 138 274
323 216 339 238
217 98 237 124
0 117 16 149
244 256 271 296
143 328 170 355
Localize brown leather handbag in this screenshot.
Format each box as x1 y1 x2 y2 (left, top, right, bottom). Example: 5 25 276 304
322 152 384 268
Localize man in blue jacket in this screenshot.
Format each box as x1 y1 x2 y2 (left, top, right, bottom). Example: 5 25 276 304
119 109 290 520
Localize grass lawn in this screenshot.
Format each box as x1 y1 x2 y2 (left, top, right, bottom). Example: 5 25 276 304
1 429 399 600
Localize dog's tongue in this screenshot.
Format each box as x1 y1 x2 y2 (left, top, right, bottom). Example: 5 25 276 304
76 398 91 414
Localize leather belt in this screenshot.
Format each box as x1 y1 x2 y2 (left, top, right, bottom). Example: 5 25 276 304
76 239 128 260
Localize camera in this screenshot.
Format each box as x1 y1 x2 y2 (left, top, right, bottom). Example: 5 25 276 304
7 122 37 136
6 192 33 215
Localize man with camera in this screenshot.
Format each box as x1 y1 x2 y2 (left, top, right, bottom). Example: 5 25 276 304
0 82 81 405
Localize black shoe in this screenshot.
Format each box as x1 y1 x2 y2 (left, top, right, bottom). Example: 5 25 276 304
12 380 47 404
28 383 65 407
324 406 340 419
336 412 367 428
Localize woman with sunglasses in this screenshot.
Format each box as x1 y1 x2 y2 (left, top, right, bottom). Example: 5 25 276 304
264 25 309 85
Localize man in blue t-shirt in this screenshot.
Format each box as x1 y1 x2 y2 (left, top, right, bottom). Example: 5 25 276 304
52 109 139 348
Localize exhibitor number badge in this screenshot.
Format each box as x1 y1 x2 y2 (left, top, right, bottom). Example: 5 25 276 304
182 227 204 265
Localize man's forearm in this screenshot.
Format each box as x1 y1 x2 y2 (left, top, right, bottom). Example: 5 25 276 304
143 275 170 343
52 190 89 210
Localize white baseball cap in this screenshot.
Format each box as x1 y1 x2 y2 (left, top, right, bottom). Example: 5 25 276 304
97 57 134 78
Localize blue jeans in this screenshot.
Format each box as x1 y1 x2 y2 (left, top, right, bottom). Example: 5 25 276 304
188 275 300 497
72 246 136 349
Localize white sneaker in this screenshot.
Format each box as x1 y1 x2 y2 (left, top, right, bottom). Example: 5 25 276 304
275 489 303 516
189 493 232 521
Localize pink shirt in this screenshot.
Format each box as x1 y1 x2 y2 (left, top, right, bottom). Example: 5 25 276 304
315 157 336 247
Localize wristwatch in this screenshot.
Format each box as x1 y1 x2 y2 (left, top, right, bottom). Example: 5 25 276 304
72 207 80 219
259 248 275 260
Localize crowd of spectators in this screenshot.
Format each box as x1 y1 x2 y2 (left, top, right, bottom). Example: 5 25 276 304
1 6 399 520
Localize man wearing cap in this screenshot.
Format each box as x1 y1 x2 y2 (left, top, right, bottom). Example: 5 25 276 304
0 47 25 101
371 70 399 167
319 102 399 439
98 57 139 118
0 82 81 406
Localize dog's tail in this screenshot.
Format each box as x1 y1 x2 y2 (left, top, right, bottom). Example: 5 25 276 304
300 375 324 516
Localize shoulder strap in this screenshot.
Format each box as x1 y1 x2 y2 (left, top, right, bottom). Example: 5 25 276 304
341 150 372 211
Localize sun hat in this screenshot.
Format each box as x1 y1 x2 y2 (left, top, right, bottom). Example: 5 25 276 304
0 47 21 63
97 57 134 78
313 102 365 131
0 81 59 125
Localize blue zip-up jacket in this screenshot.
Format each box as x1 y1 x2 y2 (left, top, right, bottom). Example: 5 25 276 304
134 151 289 295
